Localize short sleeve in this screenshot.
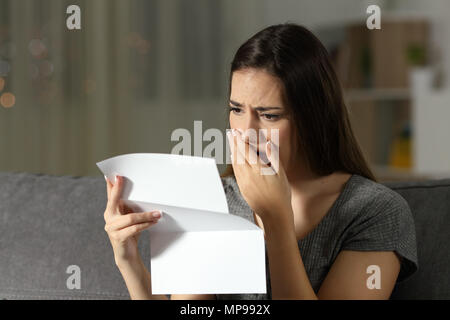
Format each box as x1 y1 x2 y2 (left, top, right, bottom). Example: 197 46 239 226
341 190 419 283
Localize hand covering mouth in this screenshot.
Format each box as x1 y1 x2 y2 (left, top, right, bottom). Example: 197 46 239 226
248 142 271 166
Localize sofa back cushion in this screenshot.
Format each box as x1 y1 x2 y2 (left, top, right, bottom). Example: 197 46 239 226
0 172 449 299
385 178 450 299
0 172 151 299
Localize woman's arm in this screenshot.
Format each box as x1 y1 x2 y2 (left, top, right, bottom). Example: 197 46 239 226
106 176 216 300
264 209 401 300
118 257 216 300
264 210 318 300
116 257 168 300
316 250 401 299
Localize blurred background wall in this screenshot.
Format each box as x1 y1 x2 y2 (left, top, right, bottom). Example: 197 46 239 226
0 0 449 181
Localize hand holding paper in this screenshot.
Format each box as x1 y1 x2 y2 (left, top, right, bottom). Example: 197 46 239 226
103 174 162 264
96 153 267 295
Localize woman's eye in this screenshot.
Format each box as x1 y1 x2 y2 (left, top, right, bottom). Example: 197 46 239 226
261 113 280 121
229 107 242 114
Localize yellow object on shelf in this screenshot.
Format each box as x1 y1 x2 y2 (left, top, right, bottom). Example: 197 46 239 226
389 137 412 169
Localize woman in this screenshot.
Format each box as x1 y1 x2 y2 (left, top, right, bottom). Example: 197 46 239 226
103 23 418 300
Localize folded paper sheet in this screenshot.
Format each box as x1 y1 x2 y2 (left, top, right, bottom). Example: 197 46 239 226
96 153 266 295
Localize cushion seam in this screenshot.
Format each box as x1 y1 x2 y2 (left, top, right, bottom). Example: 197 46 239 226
389 184 450 191
0 287 128 297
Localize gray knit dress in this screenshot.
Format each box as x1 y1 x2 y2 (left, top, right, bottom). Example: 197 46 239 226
215 174 419 300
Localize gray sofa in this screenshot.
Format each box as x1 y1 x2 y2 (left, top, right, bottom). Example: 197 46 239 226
0 171 449 299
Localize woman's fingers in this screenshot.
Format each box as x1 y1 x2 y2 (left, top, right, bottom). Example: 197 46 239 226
234 130 247 165
265 140 280 174
235 129 261 168
106 175 123 213
229 130 248 166
104 175 127 219
105 211 161 232
105 176 112 199
109 221 156 242
226 130 238 164
105 211 161 242
119 200 134 214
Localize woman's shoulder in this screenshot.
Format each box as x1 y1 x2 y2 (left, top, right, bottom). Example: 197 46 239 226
221 175 238 201
220 175 254 220
337 174 418 281
335 174 416 244
222 173 413 221
338 174 412 219
221 174 237 191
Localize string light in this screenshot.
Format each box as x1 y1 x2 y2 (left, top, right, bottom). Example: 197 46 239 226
1 92 15 108
127 32 151 55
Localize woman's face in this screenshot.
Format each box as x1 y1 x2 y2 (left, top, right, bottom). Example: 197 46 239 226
229 68 298 174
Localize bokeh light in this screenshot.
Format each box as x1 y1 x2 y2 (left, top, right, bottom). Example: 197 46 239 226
28 39 47 58
0 77 5 91
0 92 15 108
0 60 11 76
127 32 151 55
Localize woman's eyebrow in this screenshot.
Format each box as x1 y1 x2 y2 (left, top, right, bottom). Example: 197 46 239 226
229 100 281 111
229 99 243 107
253 106 282 112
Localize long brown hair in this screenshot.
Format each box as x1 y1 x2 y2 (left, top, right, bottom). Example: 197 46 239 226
222 23 376 182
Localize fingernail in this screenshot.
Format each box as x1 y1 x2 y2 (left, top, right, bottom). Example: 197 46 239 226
152 211 161 218
270 141 277 151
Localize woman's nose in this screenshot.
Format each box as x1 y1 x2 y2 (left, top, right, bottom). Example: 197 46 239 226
241 113 260 134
